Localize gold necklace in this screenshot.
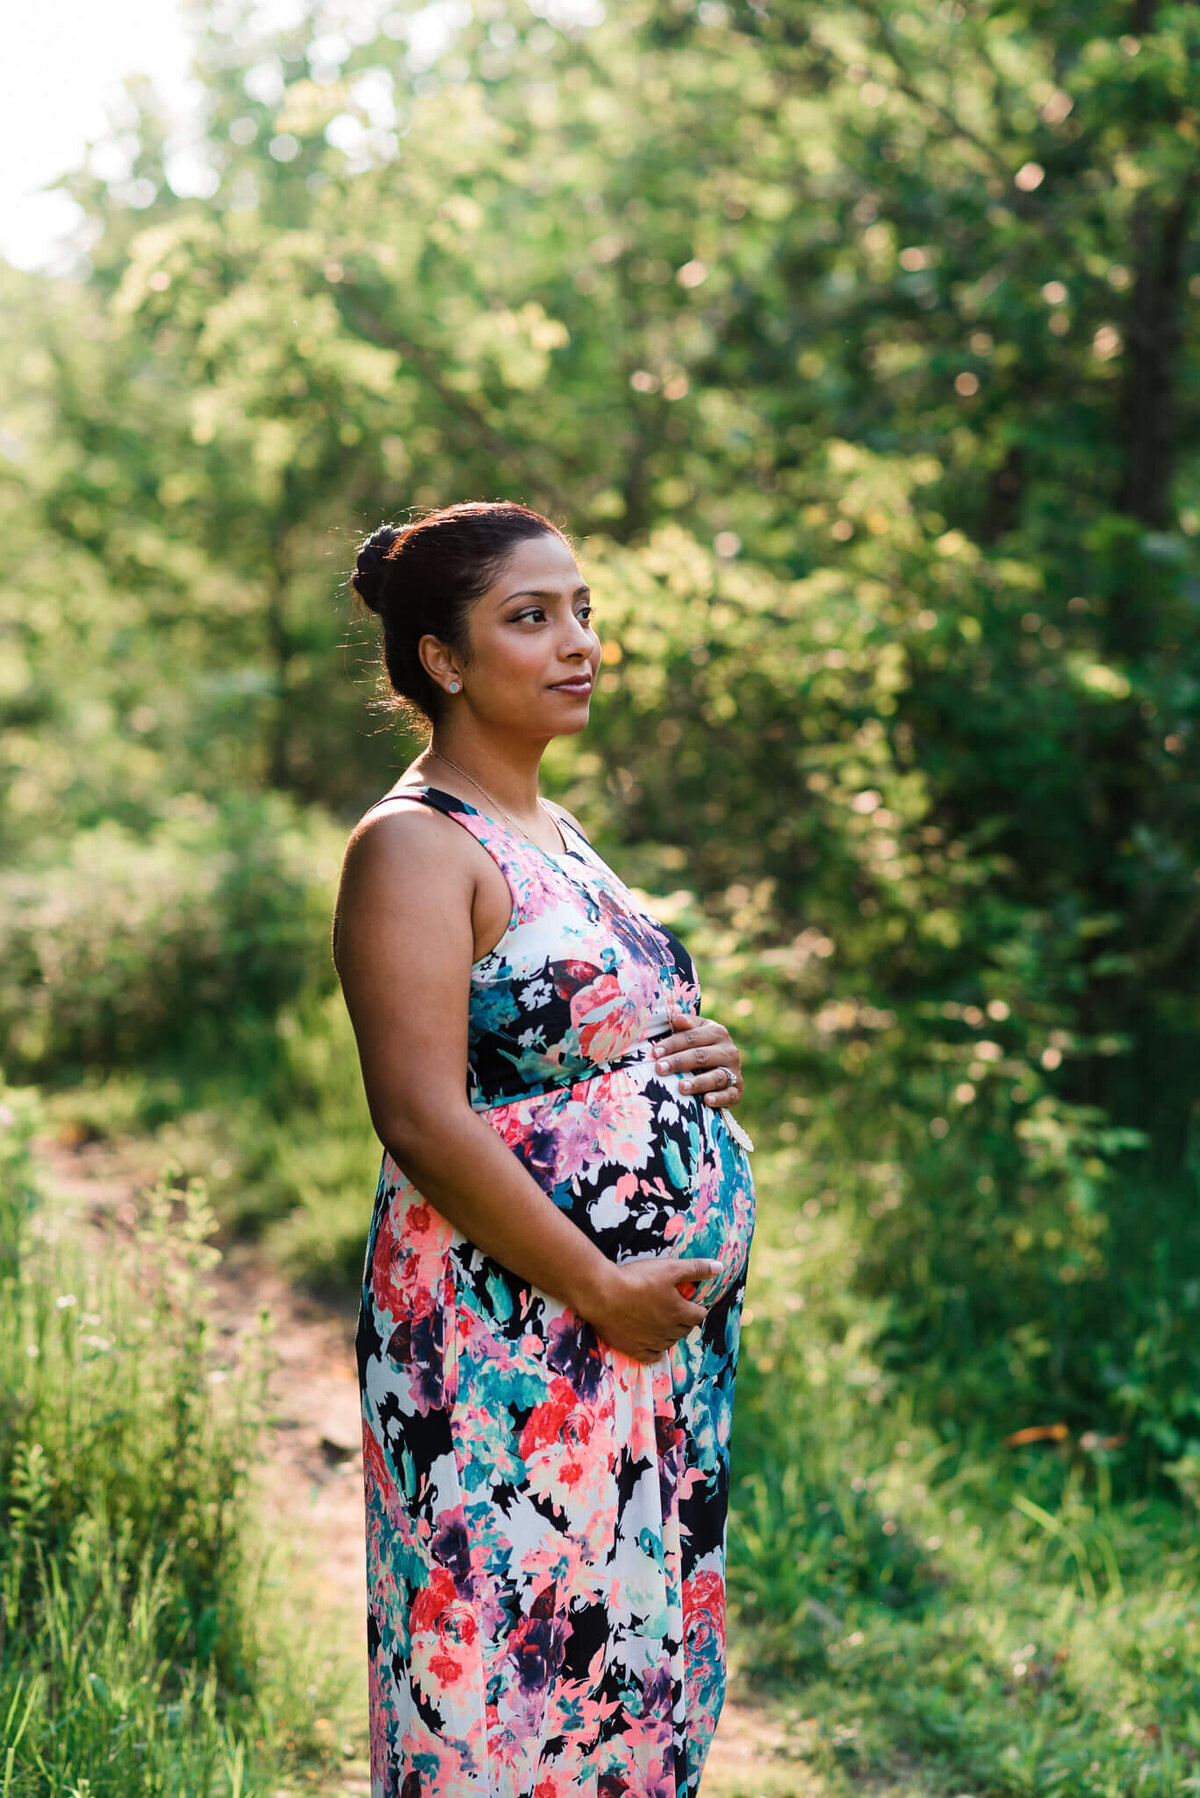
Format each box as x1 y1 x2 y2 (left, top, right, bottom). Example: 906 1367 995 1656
424 750 564 852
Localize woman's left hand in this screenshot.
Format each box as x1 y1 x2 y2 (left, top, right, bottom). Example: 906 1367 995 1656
653 1010 744 1108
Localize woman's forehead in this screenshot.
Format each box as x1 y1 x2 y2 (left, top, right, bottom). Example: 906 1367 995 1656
489 533 583 600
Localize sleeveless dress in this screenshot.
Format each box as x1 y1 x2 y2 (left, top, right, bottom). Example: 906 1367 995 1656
355 786 756 1798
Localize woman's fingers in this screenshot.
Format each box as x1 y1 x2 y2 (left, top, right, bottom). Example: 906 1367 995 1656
659 1045 740 1083
653 1017 726 1069
681 1064 742 1104
632 1309 707 1360
654 1021 742 1103
595 1254 721 1360
652 1258 714 1338
654 1014 742 1101
662 1256 722 1285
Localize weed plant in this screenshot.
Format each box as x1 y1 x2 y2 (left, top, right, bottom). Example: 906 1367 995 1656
0 1095 345 1796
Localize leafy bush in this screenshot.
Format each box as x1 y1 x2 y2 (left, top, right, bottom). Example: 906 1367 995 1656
0 795 342 1078
729 1226 938 1674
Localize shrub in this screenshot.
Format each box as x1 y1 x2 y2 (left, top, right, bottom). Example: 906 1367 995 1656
0 794 342 1077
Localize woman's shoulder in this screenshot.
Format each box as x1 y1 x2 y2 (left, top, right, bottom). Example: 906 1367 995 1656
343 788 473 872
334 790 480 966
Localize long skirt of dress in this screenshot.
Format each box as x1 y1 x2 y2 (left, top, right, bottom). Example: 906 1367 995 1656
355 1056 755 1798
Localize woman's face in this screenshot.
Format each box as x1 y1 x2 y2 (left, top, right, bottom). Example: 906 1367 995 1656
432 532 602 738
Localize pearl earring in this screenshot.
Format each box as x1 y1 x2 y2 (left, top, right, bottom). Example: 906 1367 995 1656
447 679 462 694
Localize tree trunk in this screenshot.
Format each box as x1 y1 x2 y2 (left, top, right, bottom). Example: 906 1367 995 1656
1116 0 1197 525
1117 179 1197 528
980 443 1024 543
266 550 292 790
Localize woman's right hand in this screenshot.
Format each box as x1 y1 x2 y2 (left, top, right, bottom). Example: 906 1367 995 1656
582 1257 721 1363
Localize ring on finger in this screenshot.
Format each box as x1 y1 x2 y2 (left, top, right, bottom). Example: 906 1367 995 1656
719 1065 737 1090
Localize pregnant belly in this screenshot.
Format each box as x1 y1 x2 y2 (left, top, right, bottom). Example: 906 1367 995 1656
480 1061 755 1308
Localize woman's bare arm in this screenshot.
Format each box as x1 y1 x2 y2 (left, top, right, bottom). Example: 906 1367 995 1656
334 807 716 1362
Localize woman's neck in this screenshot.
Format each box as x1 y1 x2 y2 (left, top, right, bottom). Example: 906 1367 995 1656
421 729 547 824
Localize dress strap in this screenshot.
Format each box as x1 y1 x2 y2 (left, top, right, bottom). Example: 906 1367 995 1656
357 787 430 824
540 799 594 856
359 785 533 929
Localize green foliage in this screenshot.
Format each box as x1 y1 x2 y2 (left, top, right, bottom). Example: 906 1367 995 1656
3 0 1196 1484
0 1100 359 1794
727 1148 1200 1797
0 796 342 1077
1 1530 253 1798
0 1098 267 1791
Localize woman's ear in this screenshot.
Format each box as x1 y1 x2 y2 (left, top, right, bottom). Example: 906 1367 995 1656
418 632 460 695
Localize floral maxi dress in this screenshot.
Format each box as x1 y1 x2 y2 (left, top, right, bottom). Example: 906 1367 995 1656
356 786 756 1798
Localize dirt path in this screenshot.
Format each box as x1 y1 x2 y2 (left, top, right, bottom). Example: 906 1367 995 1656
32 1132 844 1798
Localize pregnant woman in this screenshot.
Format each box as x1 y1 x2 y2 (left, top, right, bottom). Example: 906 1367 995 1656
333 500 756 1798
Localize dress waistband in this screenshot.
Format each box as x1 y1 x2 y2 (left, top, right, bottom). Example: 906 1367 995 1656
469 1021 673 1114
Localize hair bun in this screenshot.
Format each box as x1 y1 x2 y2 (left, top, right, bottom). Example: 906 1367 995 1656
351 523 401 614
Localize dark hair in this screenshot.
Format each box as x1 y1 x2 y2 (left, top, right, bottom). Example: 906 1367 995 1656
350 500 570 726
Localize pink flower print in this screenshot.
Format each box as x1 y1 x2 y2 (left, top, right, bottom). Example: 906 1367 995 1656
519 1376 578 1457
367 1200 409 1323
409 1564 482 1705
683 1565 728 1735
509 855 558 923
587 1074 656 1169
427 1599 479 1689
569 971 641 1062
409 1565 481 1690
519 1377 616 1522
403 1199 443 1248
542 1099 607 1184
402 1198 453 1287
683 1567 727 1660
362 1425 408 1532
410 1563 457 1636
526 1405 617 1525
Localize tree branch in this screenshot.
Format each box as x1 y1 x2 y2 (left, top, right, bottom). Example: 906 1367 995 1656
336 290 578 518
851 0 1018 190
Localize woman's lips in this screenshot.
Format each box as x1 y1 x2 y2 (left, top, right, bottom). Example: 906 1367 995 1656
548 678 593 694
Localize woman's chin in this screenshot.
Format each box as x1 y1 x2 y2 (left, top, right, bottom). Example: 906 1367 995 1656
538 700 593 736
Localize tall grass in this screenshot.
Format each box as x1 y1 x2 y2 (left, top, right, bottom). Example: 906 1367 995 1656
727 1143 1200 1796
0 1093 322 1797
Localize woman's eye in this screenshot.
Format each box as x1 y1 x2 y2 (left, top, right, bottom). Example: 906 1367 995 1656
511 603 594 625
